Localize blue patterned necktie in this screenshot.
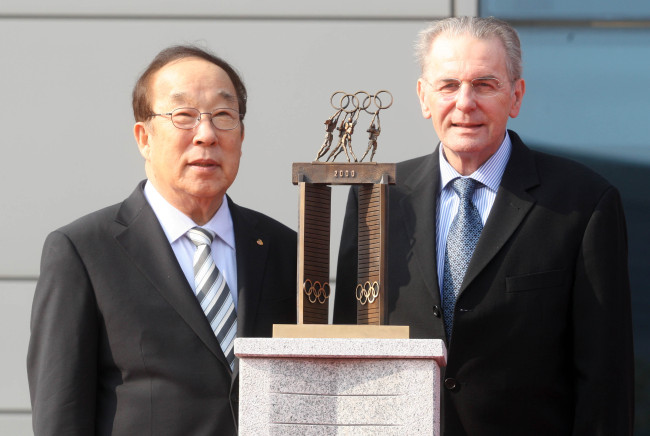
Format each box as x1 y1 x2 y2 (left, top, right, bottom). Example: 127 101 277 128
187 227 237 370
442 178 483 342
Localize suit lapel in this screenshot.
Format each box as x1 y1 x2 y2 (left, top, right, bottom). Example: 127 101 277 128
398 151 441 303
460 132 540 293
228 197 269 339
113 183 228 367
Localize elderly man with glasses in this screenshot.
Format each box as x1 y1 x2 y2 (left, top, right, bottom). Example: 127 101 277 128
334 16 634 435
28 45 297 436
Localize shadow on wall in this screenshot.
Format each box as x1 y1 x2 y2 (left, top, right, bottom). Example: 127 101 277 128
533 144 650 436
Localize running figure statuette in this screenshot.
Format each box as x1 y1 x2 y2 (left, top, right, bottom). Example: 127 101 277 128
314 90 393 163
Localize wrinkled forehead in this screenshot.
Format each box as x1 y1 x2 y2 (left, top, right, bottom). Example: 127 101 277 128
165 89 238 107
424 34 508 78
151 58 239 109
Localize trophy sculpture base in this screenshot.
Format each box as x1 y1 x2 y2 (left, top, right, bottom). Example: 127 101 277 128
273 323 409 339
290 162 401 335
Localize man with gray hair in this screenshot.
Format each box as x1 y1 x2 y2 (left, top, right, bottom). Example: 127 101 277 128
335 16 634 435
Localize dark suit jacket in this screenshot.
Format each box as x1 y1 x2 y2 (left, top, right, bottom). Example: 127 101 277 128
28 181 297 436
334 131 634 435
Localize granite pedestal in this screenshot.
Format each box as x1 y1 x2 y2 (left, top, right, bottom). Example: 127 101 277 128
235 337 447 436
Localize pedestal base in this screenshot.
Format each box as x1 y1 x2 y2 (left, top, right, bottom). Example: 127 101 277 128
235 338 447 436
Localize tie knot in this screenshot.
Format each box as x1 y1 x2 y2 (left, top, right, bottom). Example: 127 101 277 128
451 177 479 200
187 227 215 247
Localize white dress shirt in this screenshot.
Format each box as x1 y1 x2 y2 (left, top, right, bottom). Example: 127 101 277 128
435 131 512 295
143 181 238 309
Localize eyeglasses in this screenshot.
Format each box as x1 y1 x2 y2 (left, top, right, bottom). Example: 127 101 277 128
424 77 505 100
149 107 243 130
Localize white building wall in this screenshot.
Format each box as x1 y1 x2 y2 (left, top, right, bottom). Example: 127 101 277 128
0 1 477 433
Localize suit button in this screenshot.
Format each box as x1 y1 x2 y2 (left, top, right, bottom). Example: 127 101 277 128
444 378 458 390
432 305 441 318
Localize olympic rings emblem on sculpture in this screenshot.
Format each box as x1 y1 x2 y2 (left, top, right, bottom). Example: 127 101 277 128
355 281 380 305
303 279 331 304
329 90 393 112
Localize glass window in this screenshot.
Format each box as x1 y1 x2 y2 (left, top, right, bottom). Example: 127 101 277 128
510 27 650 164
481 0 650 21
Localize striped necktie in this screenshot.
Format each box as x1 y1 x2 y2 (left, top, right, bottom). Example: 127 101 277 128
441 178 483 342
187 227 237 370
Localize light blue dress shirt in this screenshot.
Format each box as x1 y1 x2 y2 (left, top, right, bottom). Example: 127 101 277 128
435 131 512 295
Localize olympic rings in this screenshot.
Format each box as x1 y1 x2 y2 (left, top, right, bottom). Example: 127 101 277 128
303 279 331 304
330 90 393 113
355 281 380 305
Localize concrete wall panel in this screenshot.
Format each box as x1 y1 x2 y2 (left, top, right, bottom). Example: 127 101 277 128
1 1 451 18
1 18 438 277
0 281 34 410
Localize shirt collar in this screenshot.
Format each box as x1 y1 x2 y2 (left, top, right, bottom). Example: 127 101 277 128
438 130 512 193
143 181 235 250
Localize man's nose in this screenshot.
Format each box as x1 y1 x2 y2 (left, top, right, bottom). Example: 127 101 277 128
193 115 219 146
454 83 477 111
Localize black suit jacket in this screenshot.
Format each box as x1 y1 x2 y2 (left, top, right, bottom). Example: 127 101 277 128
334 131 634 435
28 181 297 436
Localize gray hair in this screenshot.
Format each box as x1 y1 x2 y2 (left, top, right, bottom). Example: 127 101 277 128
415 16 523 81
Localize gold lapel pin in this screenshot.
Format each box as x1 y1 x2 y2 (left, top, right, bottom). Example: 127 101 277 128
256 239 264 246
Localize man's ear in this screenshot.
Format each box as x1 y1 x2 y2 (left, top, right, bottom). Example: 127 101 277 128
509 78 526 119
240 125 244 157
134 122 151 159
417 78 433 120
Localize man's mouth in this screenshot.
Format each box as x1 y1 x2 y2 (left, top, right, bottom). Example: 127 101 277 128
452 122 482 128
189 159 217 167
